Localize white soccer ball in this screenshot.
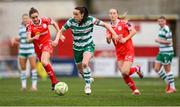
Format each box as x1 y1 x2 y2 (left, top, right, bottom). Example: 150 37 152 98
54 82 68 95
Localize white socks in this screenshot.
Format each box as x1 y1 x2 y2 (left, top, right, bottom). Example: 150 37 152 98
20 69 38 89
31 69 38 89
158 70 169 84
20 71 27 89
166 71 176 89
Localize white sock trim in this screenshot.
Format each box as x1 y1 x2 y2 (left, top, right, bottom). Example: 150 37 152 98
20 72 27 88
31 69 37 88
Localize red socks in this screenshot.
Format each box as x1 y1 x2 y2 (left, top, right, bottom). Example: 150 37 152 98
128 66 138 76
44 64 58 84
123 75 137 91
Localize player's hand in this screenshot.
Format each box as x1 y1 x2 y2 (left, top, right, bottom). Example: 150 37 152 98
52 40 59 47
59 35 65 42
106 34 112 44
119 37 127 44
112 34 120 44
11 38 19 46
119 34 127 44
155 38 160 43
106 37 111 44
33 35 40 40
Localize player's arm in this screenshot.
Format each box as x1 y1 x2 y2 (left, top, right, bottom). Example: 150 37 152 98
124 25 136 41
105 30 112 44
26 32 38 43
155 37 171 44
26 24 39 43
120 23 136 44
91 16 119 43
51 20 61 46
155 31 172 45
58 19 72 42
106 36 112 44
11 36 20 46
57 27 66 42
99 21 119 40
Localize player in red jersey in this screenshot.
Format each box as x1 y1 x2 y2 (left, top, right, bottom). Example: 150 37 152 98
27 7 60 90
106 9 144 95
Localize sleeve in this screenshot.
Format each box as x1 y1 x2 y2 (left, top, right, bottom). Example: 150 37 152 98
43 17 53 25
124 22 133 31
165 29 172 41
91 16 103 26
18 26 22 36
63 18 72 30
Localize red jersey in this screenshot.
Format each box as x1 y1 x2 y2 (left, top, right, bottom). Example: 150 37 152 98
27 17 54 59
27 17 53 47
107 19 135 62
107 19 134 55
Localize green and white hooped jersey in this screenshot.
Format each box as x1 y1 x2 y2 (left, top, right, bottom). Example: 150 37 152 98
18 25 35 54
158 25 174 54
63 16 102 51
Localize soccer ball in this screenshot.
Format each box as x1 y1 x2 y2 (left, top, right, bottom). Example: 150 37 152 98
54 82 68 95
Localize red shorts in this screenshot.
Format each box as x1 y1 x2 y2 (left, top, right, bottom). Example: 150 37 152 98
116 50 134 62
34 41 53 61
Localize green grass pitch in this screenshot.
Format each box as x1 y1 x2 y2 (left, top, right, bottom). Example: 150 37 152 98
0 77 179 106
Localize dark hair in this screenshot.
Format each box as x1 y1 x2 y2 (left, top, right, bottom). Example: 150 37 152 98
75 6 89 26
158 16 166 20
29 7 38 17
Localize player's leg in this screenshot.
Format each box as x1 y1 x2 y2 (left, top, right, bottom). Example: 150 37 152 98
119 60 133 75
76 63 84 78
18 55 27 91
118 61 140 95
75 52 94 94
118 61 137 92
74 49 84 78
128 65 143 78
28 54 38 91
117 53 143 78
41 51 58 90
154 53 169 84
164 54 176 93
164 64 176 93
82 51 93 95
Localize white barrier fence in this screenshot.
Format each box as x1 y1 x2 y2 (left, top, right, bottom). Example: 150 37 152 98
0 57 179 78
92 57 179 78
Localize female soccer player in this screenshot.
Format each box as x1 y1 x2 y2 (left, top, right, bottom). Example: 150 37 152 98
106 9 143 95
26 7 60 90
58 7 119 95
11 13 37 91
154 16 176 94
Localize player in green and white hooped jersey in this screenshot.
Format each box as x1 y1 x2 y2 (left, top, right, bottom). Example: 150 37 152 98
154 16 176 94
58 7 119 95
11 14 37 91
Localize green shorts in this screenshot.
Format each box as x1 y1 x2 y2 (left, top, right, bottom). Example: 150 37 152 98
73 45 95 64
18 53 36 59
156 53 174 65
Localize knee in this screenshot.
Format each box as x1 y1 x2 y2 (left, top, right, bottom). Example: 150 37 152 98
82 62 88 69
21 67 26 71
41 58 48 66
120 68 129 75
154 67 160 73
20 65 26 71
77 67 83 74
31 64 36 70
